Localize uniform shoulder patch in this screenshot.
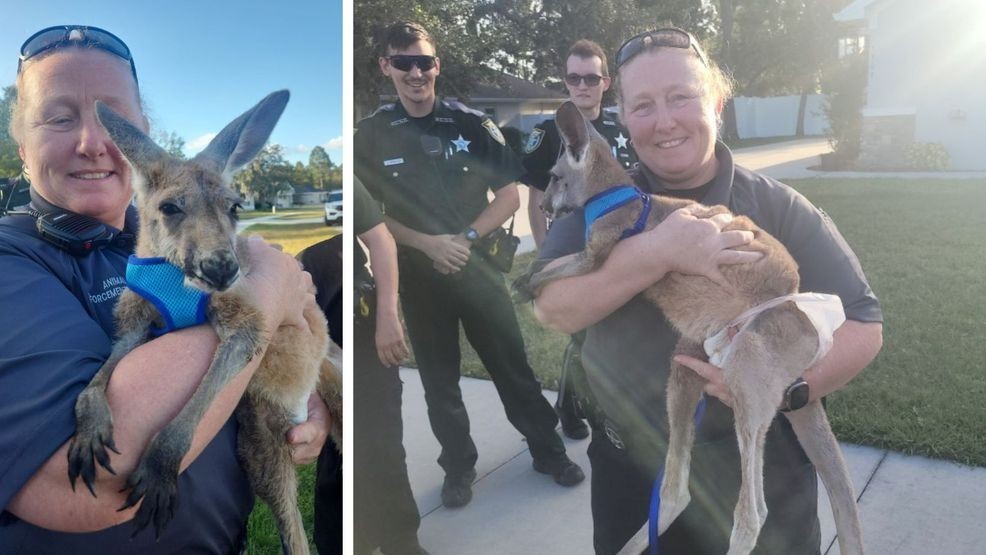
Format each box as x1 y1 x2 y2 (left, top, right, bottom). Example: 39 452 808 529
369 103 395 117
524 127 546 153
482 119 506 146
443 99 486 118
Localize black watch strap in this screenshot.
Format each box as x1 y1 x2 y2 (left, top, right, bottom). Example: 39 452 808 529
781 377 810 412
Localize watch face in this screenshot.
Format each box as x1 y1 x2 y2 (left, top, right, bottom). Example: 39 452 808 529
787 380 810 411
466 228 480 242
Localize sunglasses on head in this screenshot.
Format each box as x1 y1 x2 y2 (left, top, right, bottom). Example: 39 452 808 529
388 55 437 72
616 28 709 70
18 25 138 83
564 73 605 87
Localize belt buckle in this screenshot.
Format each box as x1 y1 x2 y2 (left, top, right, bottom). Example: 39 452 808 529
604 420 625 450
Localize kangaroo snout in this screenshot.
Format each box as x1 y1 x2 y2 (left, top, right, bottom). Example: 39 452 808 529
199 253 240 291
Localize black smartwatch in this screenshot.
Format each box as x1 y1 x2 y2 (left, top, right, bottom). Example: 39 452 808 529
464 227 480 243
781 377 810 412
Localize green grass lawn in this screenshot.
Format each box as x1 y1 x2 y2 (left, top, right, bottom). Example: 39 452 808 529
455 178 986 466
240 222 338 256
238 207 325 221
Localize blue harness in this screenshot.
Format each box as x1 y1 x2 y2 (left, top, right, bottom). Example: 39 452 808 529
583 185 652 242
126 256 211 337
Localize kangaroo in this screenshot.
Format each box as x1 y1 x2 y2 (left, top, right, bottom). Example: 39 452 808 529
65 90 342 554
514 101 863 555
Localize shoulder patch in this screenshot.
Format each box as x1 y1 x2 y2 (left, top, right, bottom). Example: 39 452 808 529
369 103 395 116
524 128 545 153
482 119 506 146
442 99 486 118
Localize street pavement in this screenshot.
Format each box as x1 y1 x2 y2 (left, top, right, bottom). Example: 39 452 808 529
402 369 986 555
399 138 986 554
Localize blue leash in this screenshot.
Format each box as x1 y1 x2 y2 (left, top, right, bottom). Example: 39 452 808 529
648 396 708 555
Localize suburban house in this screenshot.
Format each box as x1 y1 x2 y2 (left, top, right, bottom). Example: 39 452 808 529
457 73 568 133
835 0 986 170
292 184 334 205
238 184 296 210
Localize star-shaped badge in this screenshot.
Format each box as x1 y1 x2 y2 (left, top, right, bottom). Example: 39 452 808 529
615 132 629 149
452 134 471 153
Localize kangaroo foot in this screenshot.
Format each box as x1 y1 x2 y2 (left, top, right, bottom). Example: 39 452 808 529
67 386 119 496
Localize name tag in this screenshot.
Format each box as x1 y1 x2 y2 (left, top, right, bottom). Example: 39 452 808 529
384 158 404 166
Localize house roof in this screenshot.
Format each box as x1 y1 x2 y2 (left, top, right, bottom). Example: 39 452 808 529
292 184 326 194
467 73 567 102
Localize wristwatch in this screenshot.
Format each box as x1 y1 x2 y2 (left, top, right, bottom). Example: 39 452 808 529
781 377 810 412
464 227 480 243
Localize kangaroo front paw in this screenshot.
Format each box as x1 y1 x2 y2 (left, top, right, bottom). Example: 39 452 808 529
119 448 181 539
67 387 119 496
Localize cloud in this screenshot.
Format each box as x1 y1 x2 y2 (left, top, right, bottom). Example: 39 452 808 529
323 136 343 150
184 132 217 156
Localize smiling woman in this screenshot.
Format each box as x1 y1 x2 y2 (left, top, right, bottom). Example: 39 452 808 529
0 24 325 554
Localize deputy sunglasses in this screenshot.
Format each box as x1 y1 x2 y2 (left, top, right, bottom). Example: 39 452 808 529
615 28 709 70
564 73 605 87
18 25 138 83
387 55 437 72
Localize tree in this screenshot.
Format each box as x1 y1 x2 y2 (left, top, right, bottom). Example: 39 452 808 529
0 86 22 178
711 0 851 139
153 130 187 160
308 145 334 189
233 144 294 209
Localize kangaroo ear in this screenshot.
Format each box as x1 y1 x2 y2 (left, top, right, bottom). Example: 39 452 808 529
555 101 590 164
194 90 290 180
95 101 168 180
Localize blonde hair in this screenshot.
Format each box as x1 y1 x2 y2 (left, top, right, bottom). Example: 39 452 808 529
616 47 735 126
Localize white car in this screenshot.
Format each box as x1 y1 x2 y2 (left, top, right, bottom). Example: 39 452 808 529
324 190 343 226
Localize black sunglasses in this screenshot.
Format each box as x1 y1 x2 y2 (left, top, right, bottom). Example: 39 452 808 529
615 28 709 70
564 73 605 87
18 25 138 83
388 55 437 72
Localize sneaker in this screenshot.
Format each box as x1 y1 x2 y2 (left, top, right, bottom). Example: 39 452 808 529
441 468 477 508
532 455 585 486
556 405 589 440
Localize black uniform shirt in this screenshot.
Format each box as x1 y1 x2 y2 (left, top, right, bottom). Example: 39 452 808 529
352 176 384 284
521 110 638 190
354 98 524 238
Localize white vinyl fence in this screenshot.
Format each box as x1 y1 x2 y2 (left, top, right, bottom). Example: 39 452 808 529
733 94 829 139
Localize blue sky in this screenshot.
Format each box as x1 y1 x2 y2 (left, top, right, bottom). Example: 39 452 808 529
4 0 343 165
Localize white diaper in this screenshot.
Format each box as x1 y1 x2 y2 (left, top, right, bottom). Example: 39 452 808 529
703 292 846 368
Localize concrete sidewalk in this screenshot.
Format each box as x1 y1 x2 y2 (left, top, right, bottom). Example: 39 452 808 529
401 368 986 555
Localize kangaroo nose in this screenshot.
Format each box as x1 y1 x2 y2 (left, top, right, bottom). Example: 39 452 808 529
199 254 240 291
540 195 554 217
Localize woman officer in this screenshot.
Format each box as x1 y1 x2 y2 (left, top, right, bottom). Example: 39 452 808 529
0 25 328 553
534 27 883 554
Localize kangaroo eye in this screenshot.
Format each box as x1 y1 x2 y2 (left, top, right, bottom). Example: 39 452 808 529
159 202 183 216
229 203 242 221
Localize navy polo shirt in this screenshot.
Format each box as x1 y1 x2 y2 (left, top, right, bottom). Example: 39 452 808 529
0 208 253 554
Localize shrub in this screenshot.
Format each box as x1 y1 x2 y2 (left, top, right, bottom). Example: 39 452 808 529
905 142 950 171
821 53 867 166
